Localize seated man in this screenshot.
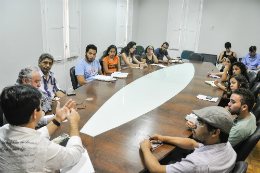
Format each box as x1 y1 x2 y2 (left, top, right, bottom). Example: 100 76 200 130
2 66 54 128
140 106 236 173
0 85 84 172
75 44 102 86
241 46 260 69
227 88 257 147
154 42 172 64
38 53 65 98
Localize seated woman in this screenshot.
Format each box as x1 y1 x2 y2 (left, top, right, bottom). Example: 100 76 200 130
221 61 249 82
102 45 121 75
141 45 158 64
208 55 237 78
121 41 147 68
217 42 237 71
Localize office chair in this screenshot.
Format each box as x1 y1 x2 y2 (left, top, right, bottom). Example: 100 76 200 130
251 82 260 99
132 54 141 64
136 45 144 55
233 121 260 162
248 71 257 89
179 50 194 59
70 66 78 90
201 53 217 65
252 95 260 121
188 53 204 62
232 161 248 173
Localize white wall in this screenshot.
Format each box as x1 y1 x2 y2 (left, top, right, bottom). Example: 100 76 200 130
81 0 117 60
132 0 140 42
136 0 169 51
0 0 43 91
198 0 260 59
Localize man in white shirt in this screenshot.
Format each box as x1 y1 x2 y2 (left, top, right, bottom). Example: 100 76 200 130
0 85 84 172
140 106 236 173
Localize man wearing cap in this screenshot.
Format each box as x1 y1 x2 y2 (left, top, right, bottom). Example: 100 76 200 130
140 106 236 173
228 88 257 147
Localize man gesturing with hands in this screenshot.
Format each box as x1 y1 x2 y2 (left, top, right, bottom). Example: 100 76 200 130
0 85 84 173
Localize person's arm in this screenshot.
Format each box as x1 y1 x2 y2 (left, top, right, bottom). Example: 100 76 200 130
153 54 159 64
149 134 199 150
55 91 65 98
133 55 145 64
141 58 146 63
140 139 167 173
208 72 223 77
214 80 227 91
98 70 102 75
166 55 172 64
218 51 224 63
233 52 237 58
41 93 52 113
221 64 230 82
103 61 113 74
121 53 145 67
77 75 88 86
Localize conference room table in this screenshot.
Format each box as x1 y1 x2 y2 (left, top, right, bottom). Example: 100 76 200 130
50 60 224 173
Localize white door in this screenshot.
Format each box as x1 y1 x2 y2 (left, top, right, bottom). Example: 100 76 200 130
116 0 127 48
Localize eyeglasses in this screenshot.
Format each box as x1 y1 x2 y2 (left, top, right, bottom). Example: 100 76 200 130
195 120 206 128
42 61 53 66
148 48 153 51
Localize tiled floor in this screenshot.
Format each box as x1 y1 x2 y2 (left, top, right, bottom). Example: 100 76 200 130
246 140 260 173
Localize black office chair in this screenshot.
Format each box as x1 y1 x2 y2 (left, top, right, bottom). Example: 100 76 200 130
233 121 260 162
252 96 260 121
179 50 194 59
201 53 217 65
248 71 257 89
133 54 141 64
232 161 248 173
70 66 78 90
251 82 260 99
188 53 204 62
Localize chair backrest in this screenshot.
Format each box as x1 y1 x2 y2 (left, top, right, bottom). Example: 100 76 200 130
180 50 194 59
70 66 78 90
233 121 260 162
201 53 217 65
136 45 144 55
232 161 248 173
252 95 260 120
132 54 141 64
188 53 204 62
251 82 260 99
248 71 257 89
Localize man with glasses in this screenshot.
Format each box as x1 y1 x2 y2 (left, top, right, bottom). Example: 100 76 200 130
38 53 65 99
154 42 172 64
227 88 256 147
242 46 260 69
140 106 236 173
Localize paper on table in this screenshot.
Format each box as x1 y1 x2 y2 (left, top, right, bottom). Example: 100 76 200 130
44 114 68 122
150 64 167 68
205 81 221 88
209 75 220 79
111 72 128 78
93 75 116 82
60 149 95 173
197 94 219 102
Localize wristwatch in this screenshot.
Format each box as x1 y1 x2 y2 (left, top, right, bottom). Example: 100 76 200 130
52 119 60 126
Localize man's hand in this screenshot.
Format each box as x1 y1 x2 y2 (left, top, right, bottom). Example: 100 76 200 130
140 139 151 151
56 101 69 122
168 59 172 64
149 134 164 143
214 79 219 85
63 99 76 110
67 108 80 124
186 121 196 130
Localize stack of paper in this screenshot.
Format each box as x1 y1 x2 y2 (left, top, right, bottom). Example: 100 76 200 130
209 75 220 79
185 113 198 122
111 72 128 78
197 94 218 102
151 64 167 68
205 81 220 88
171 59 184 63
93 75 116 82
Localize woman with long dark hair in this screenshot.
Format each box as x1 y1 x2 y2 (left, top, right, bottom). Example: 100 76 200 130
121 41 147 68
102 45 121 75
